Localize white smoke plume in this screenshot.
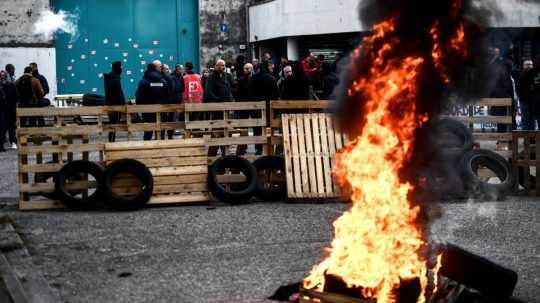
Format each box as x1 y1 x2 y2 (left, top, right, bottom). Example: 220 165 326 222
33 9 79 41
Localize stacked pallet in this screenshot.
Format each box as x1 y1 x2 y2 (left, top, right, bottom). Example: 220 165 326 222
104 139 209 205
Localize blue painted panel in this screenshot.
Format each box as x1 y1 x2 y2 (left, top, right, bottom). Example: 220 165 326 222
55 0 199 97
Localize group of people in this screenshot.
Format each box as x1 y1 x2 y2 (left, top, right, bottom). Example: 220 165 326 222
0 63 50 152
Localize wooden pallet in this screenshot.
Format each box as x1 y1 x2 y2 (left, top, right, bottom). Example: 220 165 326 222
269 100 331 154
183 102 268 162
512 130 540 196
282 113 347 200
104 139 209 205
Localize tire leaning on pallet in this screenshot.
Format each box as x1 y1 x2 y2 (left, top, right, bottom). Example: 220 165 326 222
432 118 474 151
54 160 105 211
102 159 154 211
208 156 257 205
461 149 513 201
35 161 85 200
253 156 287 201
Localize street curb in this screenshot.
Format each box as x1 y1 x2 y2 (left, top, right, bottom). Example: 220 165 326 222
0 216 60 303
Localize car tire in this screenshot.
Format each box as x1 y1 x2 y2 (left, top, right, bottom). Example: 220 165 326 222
208 156 257 205
461 149 513 200
103 159 154 211
54 160 105 210
253 156 287 201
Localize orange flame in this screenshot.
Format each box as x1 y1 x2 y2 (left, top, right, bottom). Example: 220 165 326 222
304 17 468 303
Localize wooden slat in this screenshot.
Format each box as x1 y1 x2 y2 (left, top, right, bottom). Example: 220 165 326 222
476 98 512 107
105 138 205 151
207 136 267 146
120 156 207 168
17 125 102 136
19 200 65 210
473 132 512 141
152 183 207 194
303 115 317 195
451 115 512 124
297 116 310 195
290 116 302 197
319 114 333 196
105 147 206 160
18 143 104 154
270 100 331 109
311 114 325 195
326 115 338 195
17 107 104 117
19 163 64 173
125 104 184 113
282 115 295 198
148 193 209 204
20 181 97 193
185 119 265 130
149 165 207 176
184 101 265 112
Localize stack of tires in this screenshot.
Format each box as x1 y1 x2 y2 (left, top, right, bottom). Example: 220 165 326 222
423 118 513 201
208 155 287 205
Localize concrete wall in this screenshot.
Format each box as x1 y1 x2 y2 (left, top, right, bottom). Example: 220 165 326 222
249 0 540 42
0 48 57 97
249 0 361 42
0 0 52 46
199 0 248 67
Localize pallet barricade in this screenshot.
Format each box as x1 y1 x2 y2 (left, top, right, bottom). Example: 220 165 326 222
282 113 347 199
16 104 188 210
512 131 540 196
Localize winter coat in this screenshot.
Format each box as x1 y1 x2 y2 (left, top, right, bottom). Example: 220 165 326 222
279 75 310 100
169 73 185 104
1 80 18 128
16 73 44 107
236 75 254 102
322 72 339 100
204 71 234 102
32 71 50 96
251 71 278 102
104 72 126 106
489 59 513 98
183 73 204 103
135 71 170 105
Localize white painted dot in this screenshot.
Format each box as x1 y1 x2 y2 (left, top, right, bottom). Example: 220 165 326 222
159 54 163 58
123 59 127 62
104 56 109 60
126 70 132 75
60 78 66 83
67 44 73 49
148 50 154 55
140 69 144 73
141 60 146 65
71 73 75 77
114 42 120 48
130 79 134 83
93 63 98 68
153 40 159 45
80 54 86 60
133 44 139 49
80 80 86 84
98 73 103 78
84 38 89 43
90 50 96 55
123 52 128 57
92 88 97 92
138 54 143 58
169 56 174 61
70 59 75 63
128 38 132 42
67 66 73 71
103 39 109 44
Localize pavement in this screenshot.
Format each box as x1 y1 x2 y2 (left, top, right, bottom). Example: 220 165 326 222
0 148 539 303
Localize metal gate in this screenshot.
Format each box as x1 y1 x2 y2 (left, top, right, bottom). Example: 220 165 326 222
54 0 199 97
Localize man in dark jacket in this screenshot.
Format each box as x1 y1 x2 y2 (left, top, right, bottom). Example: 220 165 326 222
204 59 234 103
236 63 254 102
488 48 514 133
250 60 278 155
104 61 126 142
0 71 18 149
279 62 311 100
16 66 44 127
136 63 170 140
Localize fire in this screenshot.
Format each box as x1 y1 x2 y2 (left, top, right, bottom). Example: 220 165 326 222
304 11 469 303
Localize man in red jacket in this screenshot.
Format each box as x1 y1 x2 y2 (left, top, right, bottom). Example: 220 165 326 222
302 52 321 78
182 62 203 104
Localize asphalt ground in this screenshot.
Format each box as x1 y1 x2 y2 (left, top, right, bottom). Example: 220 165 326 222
0 148 539 303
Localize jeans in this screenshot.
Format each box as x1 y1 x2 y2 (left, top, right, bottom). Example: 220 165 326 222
521 102 535 130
